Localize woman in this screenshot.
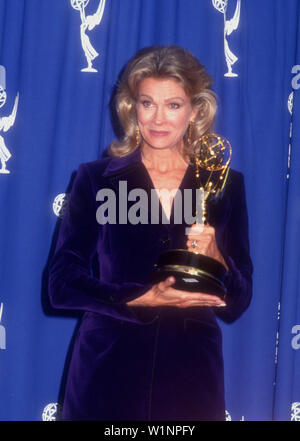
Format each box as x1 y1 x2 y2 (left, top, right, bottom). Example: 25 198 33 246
48 45 253 421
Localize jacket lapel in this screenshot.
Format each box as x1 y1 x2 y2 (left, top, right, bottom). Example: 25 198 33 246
100 148 231 229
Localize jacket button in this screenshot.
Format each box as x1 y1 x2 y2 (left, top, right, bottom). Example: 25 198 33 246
160 236 170 246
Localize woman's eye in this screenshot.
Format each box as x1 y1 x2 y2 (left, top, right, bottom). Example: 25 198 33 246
142 100 152 108
169 103 180 109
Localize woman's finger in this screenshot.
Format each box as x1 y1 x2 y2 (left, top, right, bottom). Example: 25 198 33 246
187 224 215 235
165 287 225 304
177 296 226 307
156 276 176 292
186 239 208 249
187 223 204 235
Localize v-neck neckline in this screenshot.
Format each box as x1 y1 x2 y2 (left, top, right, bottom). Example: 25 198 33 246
139 157 193 223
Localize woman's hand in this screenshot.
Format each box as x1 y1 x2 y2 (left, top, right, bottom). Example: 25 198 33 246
126 223 228 309
126 276 226 308
186 223 228 270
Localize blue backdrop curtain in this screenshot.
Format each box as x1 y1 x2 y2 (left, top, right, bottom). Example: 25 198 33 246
0 0 299 421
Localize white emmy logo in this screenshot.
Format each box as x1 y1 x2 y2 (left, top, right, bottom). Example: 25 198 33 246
0 66 19 174
291 402 300 421
225 410 232 421
212 0 241 77
42 403 58 421
70 0 106 72
0 302 6 350
288 92 294 115
53 193 69 218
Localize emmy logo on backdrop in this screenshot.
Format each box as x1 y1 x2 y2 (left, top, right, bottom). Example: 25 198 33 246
291 402 300 421
0 66 19 174
42 403 58 421
53 193 70 218
287 91 294 116
0 303 6 350
70 0 106 72
212 0 241 77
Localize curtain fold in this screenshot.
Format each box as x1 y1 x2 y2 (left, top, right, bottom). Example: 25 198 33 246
273 2 300 420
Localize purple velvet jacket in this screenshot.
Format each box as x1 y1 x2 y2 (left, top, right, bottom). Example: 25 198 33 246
48 148 253 421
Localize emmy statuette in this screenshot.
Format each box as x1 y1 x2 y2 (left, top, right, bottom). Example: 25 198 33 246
150 133 232 300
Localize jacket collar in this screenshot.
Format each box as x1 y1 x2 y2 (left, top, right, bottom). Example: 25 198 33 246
102 148 142 178
102 147 197 178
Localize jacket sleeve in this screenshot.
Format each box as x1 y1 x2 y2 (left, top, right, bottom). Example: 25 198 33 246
214 172 253 323
48 163 157 325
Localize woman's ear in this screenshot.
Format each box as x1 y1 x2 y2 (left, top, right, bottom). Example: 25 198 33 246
191 105 199 121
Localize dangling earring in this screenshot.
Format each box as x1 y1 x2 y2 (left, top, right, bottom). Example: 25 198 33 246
136 125 141 147
187 120 194 146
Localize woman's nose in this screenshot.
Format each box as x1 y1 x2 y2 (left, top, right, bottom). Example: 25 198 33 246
153 105 165 124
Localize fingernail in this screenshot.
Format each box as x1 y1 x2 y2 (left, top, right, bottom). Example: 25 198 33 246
216 303 226 307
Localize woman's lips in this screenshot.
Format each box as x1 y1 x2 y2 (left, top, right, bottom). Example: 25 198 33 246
149 130 169 137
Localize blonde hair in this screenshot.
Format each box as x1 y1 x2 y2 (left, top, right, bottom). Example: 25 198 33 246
109 45 217 158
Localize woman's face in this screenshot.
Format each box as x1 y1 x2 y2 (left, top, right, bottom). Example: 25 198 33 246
136 77 197 152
